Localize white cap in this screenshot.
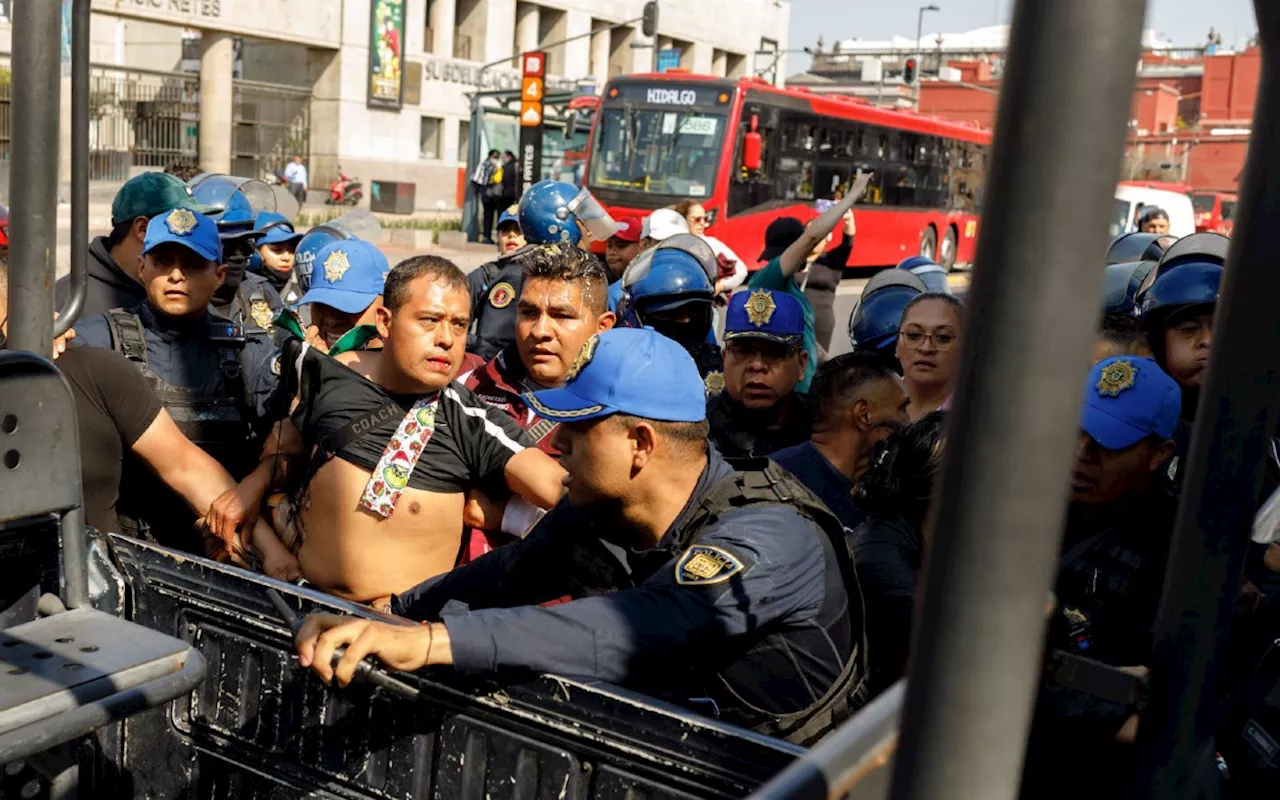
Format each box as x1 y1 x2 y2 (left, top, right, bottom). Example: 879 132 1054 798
642 208 689 242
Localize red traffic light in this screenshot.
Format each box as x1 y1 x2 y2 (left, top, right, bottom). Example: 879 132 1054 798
904 57 918 85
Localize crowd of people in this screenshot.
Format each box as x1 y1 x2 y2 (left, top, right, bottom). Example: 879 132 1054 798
3 163 1278 793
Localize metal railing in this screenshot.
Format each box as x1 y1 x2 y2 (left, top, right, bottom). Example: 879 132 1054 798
86 64 199 181
231 77 311 181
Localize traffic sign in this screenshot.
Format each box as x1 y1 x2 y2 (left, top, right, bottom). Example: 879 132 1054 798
657 49 681 73
522 52 545 78
522 77 544 101
520 102 543 127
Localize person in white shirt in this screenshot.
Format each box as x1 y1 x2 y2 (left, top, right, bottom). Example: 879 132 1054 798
283 155 308 205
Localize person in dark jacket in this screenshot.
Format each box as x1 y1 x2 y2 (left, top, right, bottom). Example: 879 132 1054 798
55 172 217 317
498 150 519 208
466 207 528 360
849 411 948 697
771 351 909 533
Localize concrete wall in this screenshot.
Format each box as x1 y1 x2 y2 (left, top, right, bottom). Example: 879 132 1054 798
917 82 1000 129
1201 48 1261 125
90 0 344 49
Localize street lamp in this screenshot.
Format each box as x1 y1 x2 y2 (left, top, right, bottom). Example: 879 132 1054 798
915 4 940 108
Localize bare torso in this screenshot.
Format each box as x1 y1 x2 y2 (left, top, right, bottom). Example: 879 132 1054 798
297 457 465 604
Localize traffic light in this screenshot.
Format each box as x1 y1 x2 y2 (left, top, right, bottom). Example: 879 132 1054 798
642 1 659 37
903 57 918 86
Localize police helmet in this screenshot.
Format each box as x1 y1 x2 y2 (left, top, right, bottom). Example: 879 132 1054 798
849 270 929 352
896 255 952 294
517 181 618 246
1106 232 1173 265
1158 231 1230 271
1101 259 1157 317
292 210 384 293
655 233 718 282
618 248 714 340
1136 261 1222 325
187 173 275 241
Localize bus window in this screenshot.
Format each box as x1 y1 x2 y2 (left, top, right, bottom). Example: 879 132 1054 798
1221 199 1236 220
728 105 779 216
587 107 726 198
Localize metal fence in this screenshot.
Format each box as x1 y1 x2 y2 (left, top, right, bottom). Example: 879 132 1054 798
231 78 311 182
86 65 199 181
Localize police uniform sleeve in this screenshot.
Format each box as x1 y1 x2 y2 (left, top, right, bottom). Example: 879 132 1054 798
443 384 530 482
442 506 827 681
242 335 287 424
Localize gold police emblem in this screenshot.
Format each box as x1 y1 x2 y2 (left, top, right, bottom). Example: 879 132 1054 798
744 289 777 327
249 299 274 330
488 281 515 309
565 334 599 382
165 208 197 236
704 370 725 395
1096 359 1137 397
506 204 519 216
323 249 351 283
675 545 745 586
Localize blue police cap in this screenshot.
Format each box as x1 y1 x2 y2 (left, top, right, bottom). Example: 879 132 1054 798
849 270 928 352
254 210 303 247
1081 356 1181 449
294 239 389 314
142 208 222 264
724 289 804 345
497 204 520 229
524 328 707 423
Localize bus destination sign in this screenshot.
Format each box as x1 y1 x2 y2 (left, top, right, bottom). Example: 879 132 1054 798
607 82 733 108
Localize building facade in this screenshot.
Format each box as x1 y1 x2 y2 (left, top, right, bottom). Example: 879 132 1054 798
0 0 790 210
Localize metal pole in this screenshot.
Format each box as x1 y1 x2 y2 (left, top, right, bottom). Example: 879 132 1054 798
889 0 1145 799
1135 1 1280 794
7 0 62 356
54 0 89 337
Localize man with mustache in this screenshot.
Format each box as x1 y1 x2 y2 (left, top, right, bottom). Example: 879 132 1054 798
706 289 811 459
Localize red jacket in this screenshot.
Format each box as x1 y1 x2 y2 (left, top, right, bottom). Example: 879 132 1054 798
462 348 561 456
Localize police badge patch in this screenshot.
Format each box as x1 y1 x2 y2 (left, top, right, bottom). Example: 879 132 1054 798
744 289 777 327
250 299 274 329
488 281 515 309
271 354 282 375
323 249 351 283
565 334 599 382
165 208 197 236
1096 358 1137 397
675 545 745 586
704 370 726 395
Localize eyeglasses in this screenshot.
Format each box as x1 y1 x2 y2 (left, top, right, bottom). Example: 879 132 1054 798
898 329 957 351
688 216 709 224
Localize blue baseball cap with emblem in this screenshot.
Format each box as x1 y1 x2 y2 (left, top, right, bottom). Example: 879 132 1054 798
524 327 708 423
294 238 389 314
1080 356 1181 450
497 205 520 230
142 208 222 264
724 288 803 345
254 211 304 247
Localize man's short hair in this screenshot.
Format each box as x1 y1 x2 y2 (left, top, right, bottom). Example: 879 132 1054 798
384 255 469 314
1099 312 1147 351
810 351 902 430
105 219 137 250
518 245 610 314
611 413 709 455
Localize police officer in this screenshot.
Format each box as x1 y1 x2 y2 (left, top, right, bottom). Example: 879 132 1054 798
250 210 305 307
1095 258 1158 362
293 327 867 745
618 245 724 385
707 289 811 459
849 269 929 354
1135 232 1227 485
70 209 282 554
466 205 527 360
896 255 952 294
188 173 284 334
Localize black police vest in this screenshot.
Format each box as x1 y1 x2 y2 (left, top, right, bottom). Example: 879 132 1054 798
104 308 255 476
568 461 868 746
223 278 282 335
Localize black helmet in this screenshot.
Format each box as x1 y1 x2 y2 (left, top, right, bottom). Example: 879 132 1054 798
1101 259 1158 317
1157 231 1230 271
1135 235 1226 327
1106 232 1175 265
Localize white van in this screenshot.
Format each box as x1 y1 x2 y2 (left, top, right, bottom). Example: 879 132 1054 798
1111 184 1196 238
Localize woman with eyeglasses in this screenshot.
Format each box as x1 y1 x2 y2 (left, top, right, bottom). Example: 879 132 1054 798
894 292 963 421
673 199 746 303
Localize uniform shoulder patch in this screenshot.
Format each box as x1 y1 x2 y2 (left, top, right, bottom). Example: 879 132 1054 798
675 545 745 586
703 370 725 395
488 281 516 309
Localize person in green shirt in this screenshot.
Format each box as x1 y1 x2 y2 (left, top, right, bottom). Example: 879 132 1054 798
748 186 863 391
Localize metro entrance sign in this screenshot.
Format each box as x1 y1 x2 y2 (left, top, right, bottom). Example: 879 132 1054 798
519 51 546 196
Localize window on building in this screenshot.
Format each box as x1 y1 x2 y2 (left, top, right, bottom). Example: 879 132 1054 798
424 0 437 53
420 116 442 160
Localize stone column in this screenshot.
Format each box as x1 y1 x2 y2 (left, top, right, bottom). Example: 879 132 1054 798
307 47 342 192
428 0 456 57
591 22 611 87
514 2 540 66
198 32 234 174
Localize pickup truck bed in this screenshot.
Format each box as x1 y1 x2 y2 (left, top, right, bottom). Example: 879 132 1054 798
67 533 803 799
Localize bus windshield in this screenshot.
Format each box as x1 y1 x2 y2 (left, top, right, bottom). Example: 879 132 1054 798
588 107 725 199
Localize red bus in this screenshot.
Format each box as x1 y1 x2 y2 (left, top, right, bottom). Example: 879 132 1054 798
1191 191 1237 236
584 74 992 270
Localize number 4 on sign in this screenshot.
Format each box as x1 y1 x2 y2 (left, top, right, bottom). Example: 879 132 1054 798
523 78 542 101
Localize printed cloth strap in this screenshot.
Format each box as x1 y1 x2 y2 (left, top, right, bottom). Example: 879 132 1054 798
359 396 441 519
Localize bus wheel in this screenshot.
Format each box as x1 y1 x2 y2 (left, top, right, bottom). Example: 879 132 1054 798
939 226 958 271
919 226 938 261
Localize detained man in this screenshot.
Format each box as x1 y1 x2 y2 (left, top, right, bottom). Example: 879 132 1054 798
238 255 567 608
707 289 811 459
